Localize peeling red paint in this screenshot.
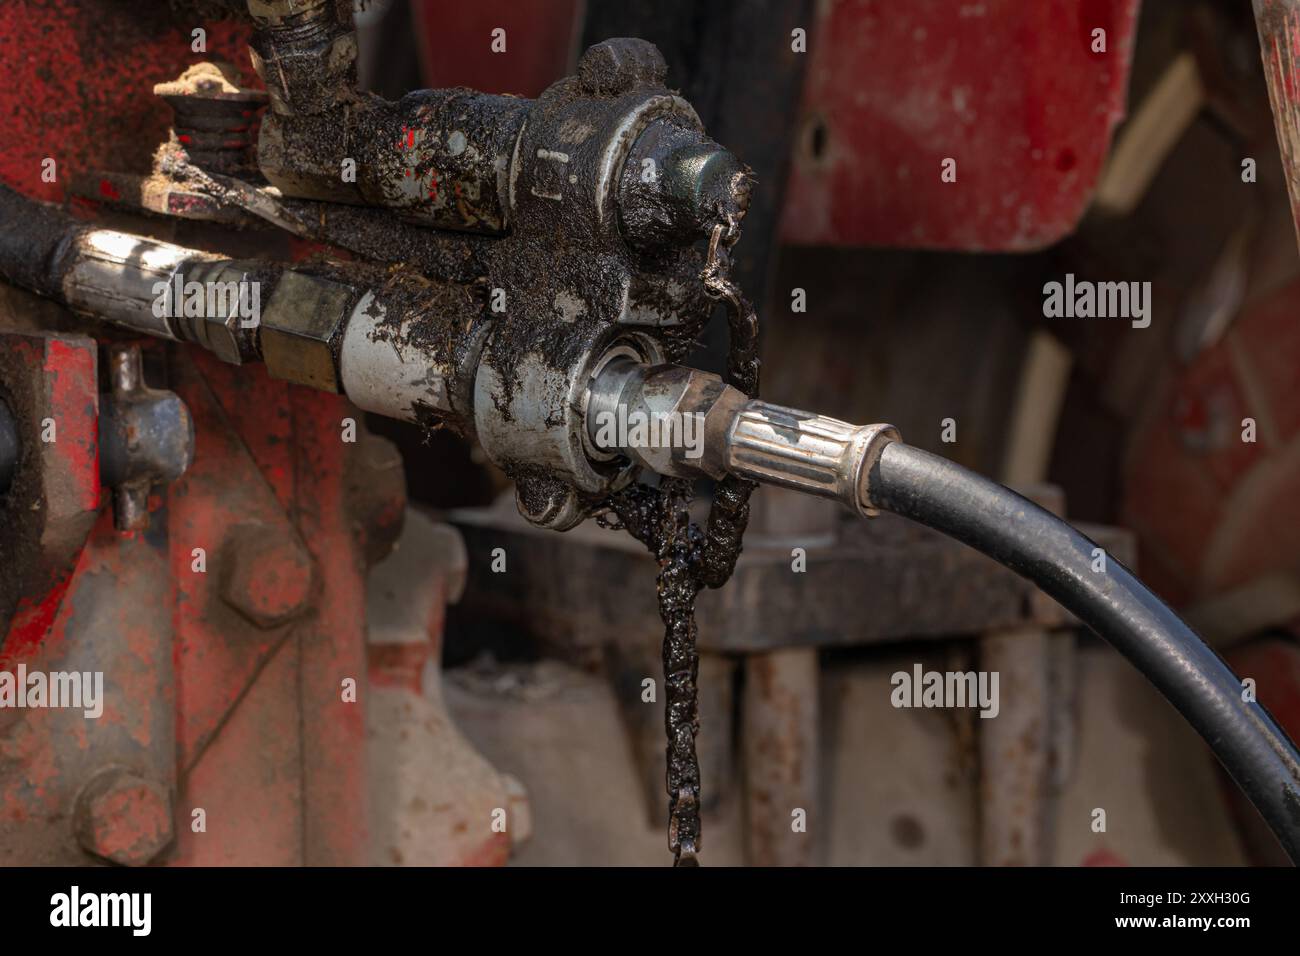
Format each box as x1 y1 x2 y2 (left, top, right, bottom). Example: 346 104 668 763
781 0 1140 250
3 573 73 667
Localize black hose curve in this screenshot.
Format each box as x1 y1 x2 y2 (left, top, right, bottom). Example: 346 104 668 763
0 183 83 299
870 441 1300 864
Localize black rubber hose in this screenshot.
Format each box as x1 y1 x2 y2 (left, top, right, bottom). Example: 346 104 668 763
0 183 84 299
869 440 1300 864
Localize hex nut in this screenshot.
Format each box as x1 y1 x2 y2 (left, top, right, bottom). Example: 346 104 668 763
74 768 174 867
248 27 357 117
219 522 315 628
175 261 263 366
260 271 354 392
578 39 668 96
625 365 745 479
685 372 747 479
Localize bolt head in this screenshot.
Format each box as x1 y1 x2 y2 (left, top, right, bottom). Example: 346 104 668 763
514 476 584 531
260 271 353 392
74 769 173 866
220 523 315 628
578 39 668 96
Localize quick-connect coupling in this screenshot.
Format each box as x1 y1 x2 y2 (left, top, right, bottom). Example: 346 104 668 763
724 402 900 517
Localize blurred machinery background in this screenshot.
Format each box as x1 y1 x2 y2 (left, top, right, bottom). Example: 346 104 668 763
2 0 1299 866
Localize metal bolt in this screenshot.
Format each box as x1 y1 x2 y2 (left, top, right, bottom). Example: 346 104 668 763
219 522 315 628
514 475 584 531
74 767 174 866
112 485 150 532
154 62 268 176
100 343 195 532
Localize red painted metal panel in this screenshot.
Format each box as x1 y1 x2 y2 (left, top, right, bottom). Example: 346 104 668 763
168 354 303 774
0 2 393 867
172 639 303 866
0 0 254 201
1 509 176 865
290 389 370 866
781 0 1140 251
411 0 578 97
165 354 374 865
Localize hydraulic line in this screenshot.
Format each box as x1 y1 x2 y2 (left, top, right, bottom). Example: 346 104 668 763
586 361 1300 863
6 173 1298 860
868 440 1300 864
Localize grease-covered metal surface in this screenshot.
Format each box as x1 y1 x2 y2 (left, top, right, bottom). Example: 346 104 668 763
1 0 763 867
599 233 759 865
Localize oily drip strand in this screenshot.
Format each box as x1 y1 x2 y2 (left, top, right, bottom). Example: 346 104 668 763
600 225 759 865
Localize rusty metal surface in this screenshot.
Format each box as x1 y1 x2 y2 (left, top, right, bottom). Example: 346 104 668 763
169 351 310 774
0 509 176 865
743 648 818 867
1255 0 1300 253
0 331 100 649
290 386 370 865
978 628 1053 867
217 522 314 629
165 351 306 865
74 767 175 866
366 510 515 866
164 351 383 865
